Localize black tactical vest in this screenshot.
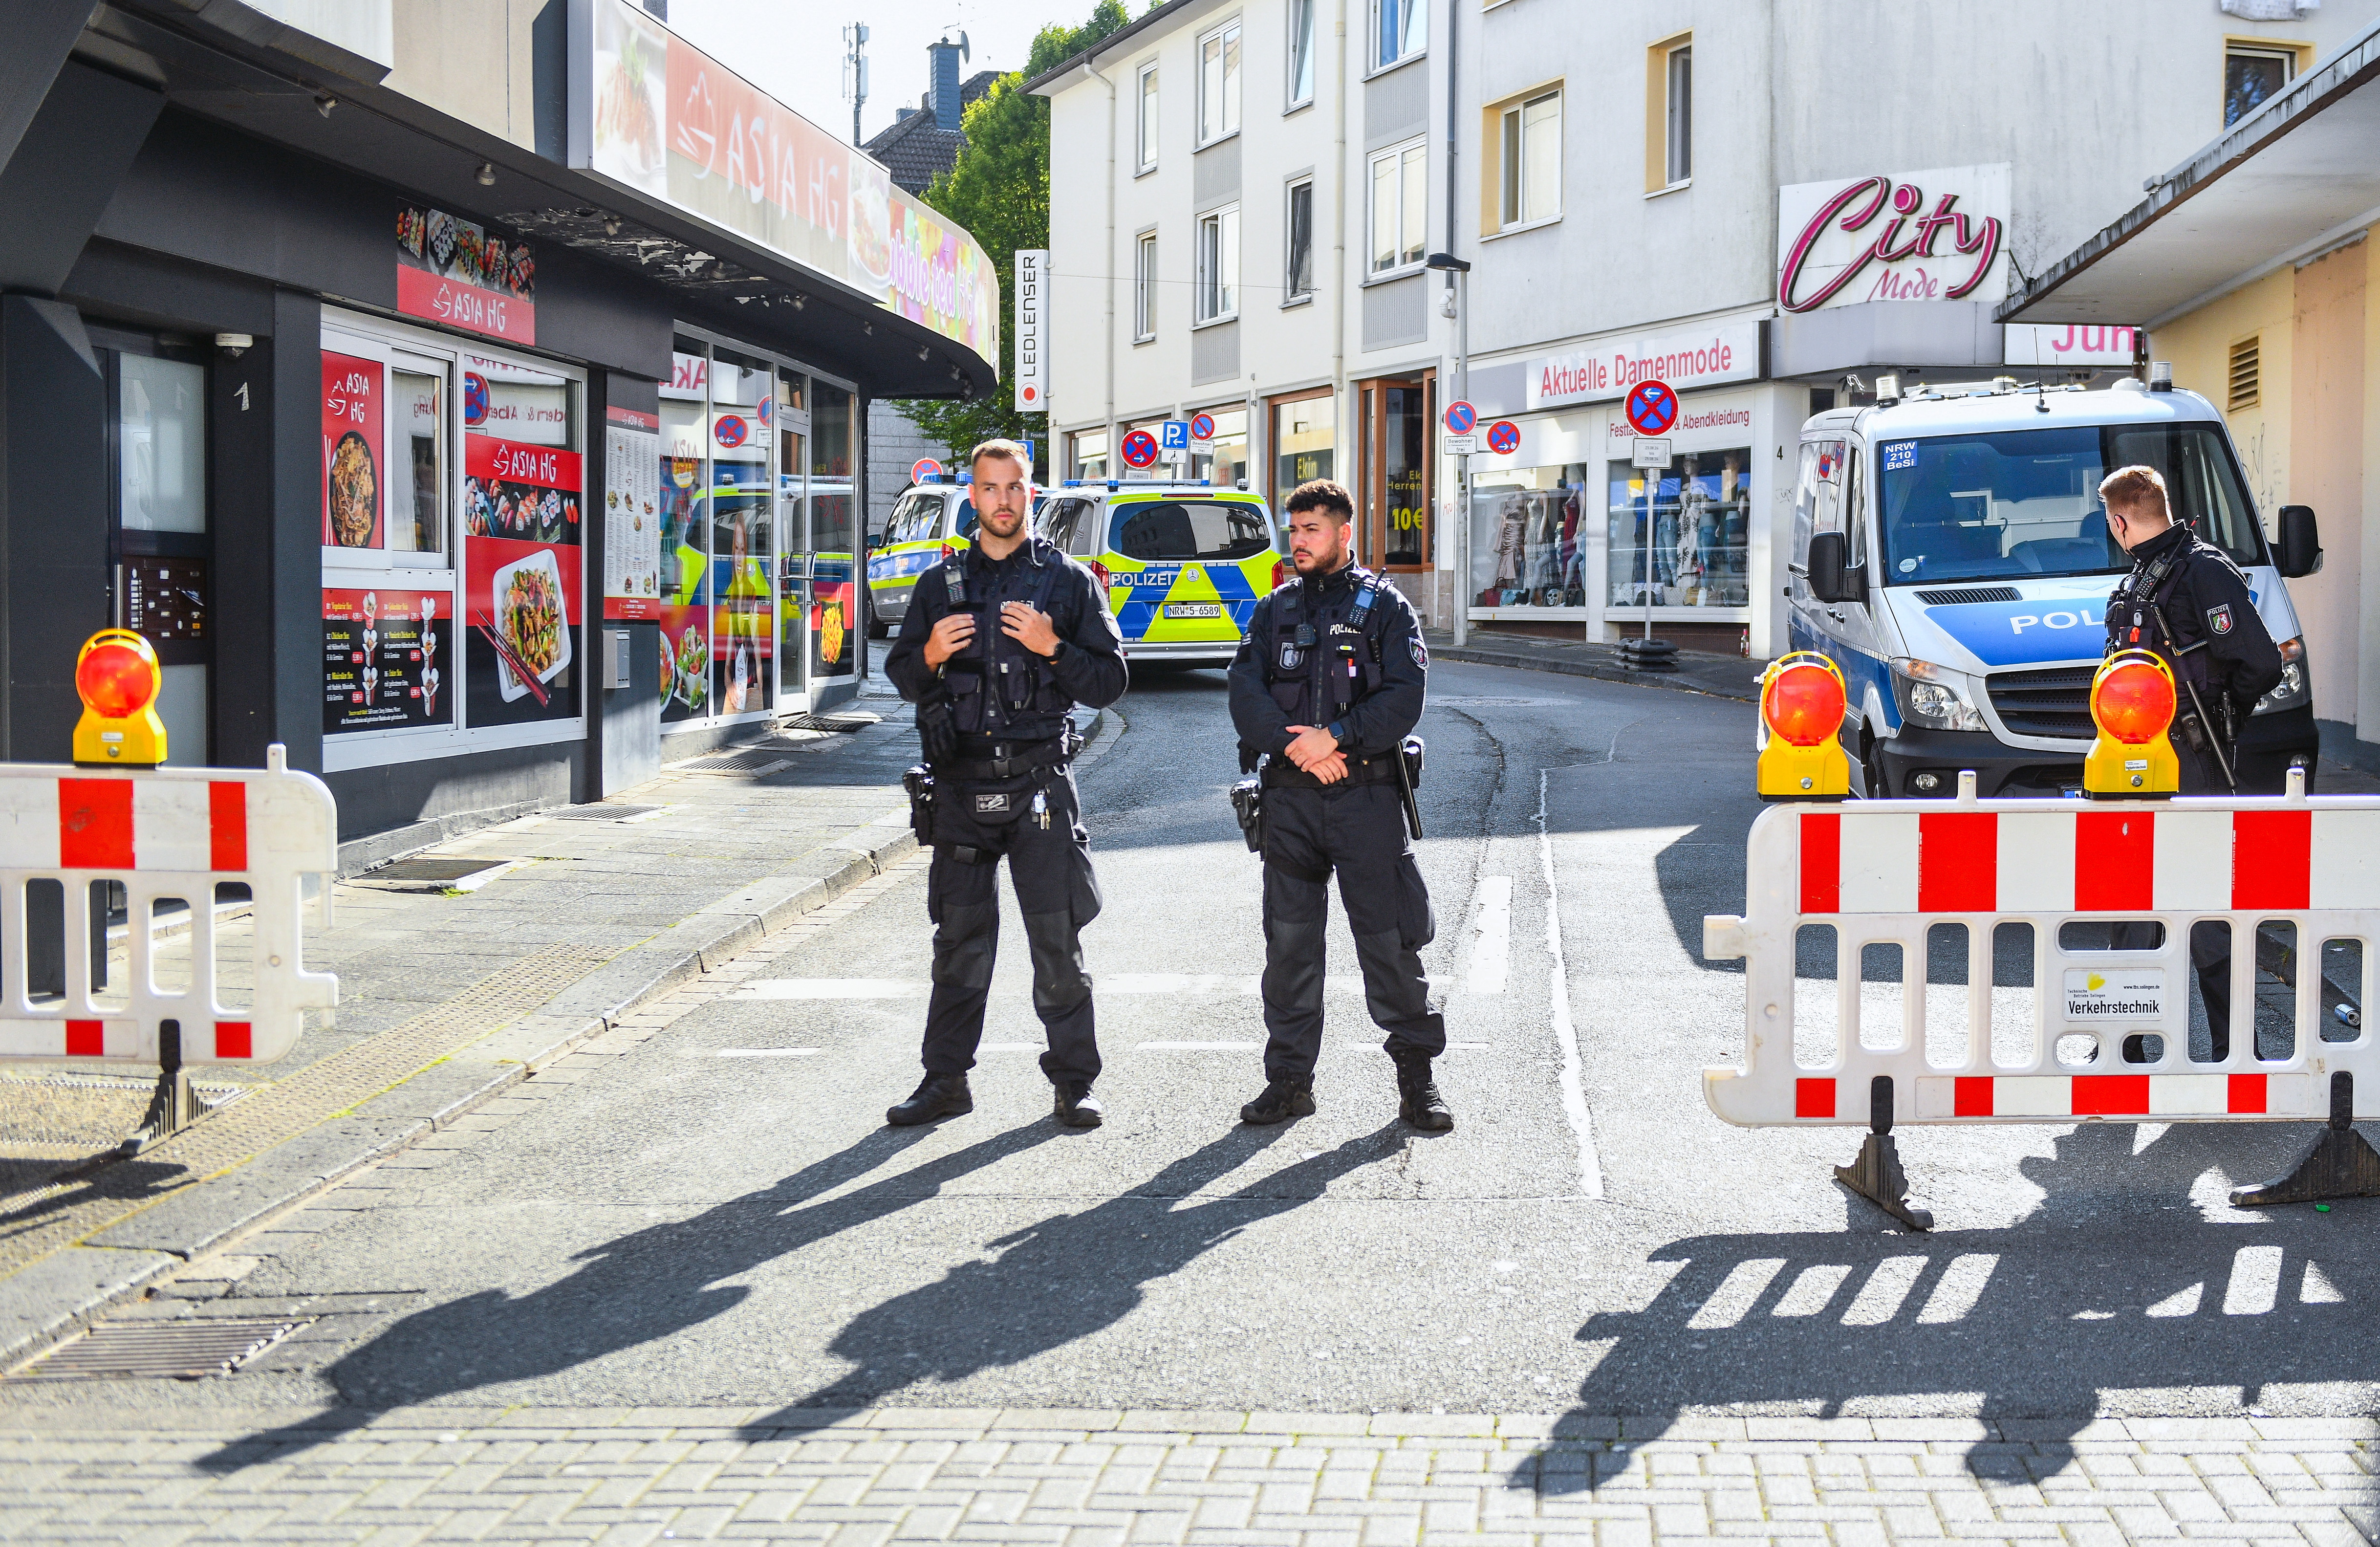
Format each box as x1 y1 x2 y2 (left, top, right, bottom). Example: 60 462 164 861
940 541 1075 737
1262 567 1386 727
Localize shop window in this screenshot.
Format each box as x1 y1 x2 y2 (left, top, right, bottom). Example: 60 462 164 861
709 346 775 718
1646 34 1691 191
1372 0 1425 72
1498 89 1561 229
1072 428 1110 481
1189 406 1249 487
1608 447 1751 611
1357 377 1430 569
808 379 857 684
1287 0 1316 108
1285 179 1315 301
2226 44 2295 127
1368 139 1427 275
390 368 447 556
1198 22 1241 144
1473 470 1589 610
1271 392 1336 499
1135 230 1158 341
119 355 207 535
1137 61 1159 173
1196 206 1240 324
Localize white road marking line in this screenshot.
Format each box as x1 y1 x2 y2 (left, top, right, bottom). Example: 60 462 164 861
1466 876 1513 994
1137 1041 1263 1051
715 1048 821 1058
737 979 922 999
1538 769 1605 1199
2223 1244 2283 1316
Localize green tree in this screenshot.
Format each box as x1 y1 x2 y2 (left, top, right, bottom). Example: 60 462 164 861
892 1 1137 475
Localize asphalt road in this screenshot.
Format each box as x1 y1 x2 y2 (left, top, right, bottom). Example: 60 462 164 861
18 660 2377 1444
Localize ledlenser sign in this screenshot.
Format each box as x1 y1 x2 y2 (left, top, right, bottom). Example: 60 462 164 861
1775 163 2009 314
570 0 999 372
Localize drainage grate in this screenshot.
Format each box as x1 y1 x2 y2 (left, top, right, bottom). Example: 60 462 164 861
780 713 875 733
680 751 794 774
11 1317 311 1381
366 857 514 883
545 803 663 822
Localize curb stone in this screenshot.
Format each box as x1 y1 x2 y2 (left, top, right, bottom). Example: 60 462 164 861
0 704 1112 1373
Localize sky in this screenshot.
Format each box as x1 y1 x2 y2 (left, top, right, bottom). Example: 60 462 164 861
665 0 1090 146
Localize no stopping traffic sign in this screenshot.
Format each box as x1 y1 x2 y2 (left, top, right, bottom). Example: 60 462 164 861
1120 428 1161 469
1625 379 1679 437
1485 420 1521 456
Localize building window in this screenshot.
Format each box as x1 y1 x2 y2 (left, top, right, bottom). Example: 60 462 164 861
1137 62 1158 172
1498 89 1561 228
1134 230 1157 341
2226 44 2294 127
1071 429 1109 482
1373 0 1426 72
1368 139 1427 275
1195 206 1240 323
1271 389 1337 500
1287 0 1317 107
1285 179 1315 300
1665 43 1691 185
2229 333 2261 412
1189 406 1249 487
1198 22 1241 145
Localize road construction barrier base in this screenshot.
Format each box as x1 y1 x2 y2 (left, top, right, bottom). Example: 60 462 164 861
2227 1070 2380 1208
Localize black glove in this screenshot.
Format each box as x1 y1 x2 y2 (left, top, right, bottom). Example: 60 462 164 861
917 687 959 765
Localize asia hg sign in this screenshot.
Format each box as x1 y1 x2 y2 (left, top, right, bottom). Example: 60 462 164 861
1525 319 1761 410
1015 249 1047 413
1775 163 2010 314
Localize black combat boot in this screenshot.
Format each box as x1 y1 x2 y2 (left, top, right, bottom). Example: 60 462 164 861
1055 1083 1105 1128
887 1072 973 1127
1239 1076 1316 1125
1392 1052 1455 1132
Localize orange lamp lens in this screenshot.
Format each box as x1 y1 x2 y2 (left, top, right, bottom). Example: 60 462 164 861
2093 661 2175 744
76 643 156 718
1766 662 1846 748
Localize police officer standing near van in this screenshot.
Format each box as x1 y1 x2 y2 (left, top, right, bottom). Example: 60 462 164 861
884 439 1128 1128
1228 479 1451 1131
2099 463 2284 1058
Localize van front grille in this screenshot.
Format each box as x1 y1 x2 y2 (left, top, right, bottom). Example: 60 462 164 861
1987 666 2097 740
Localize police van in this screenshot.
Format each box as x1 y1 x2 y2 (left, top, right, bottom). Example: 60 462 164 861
1033 479 1287 668
1788 373 2321 797
865 478 1052 637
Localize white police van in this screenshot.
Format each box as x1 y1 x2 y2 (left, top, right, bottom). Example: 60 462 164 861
1789 372 2321 797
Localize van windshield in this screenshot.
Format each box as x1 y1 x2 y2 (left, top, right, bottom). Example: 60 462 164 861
1875 423 2265 586
1110 501 1272 562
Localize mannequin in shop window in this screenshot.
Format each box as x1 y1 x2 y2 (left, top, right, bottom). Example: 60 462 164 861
1525 490 1562 604
1491 493 1526 605
1559 479 1584 607
1676 454 1710 606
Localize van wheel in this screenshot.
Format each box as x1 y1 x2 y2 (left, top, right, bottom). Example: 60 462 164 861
1860 740 1891 799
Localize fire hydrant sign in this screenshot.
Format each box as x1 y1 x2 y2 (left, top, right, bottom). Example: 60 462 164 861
2063 967 2164 1023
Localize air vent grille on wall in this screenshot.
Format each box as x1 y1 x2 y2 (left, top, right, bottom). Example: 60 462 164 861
2229 334 2261 412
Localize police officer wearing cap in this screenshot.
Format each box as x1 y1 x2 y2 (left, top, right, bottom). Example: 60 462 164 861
1228 479 1451 1131
883 439 1128 1129
2100 463 2284 1059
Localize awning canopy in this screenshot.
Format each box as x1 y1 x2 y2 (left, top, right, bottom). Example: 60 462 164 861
1999 17 2380 331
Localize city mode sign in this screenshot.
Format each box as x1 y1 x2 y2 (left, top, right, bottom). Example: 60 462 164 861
1775 163 2010 314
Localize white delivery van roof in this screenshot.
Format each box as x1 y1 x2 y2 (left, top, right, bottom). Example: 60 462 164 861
1814 381 2225 440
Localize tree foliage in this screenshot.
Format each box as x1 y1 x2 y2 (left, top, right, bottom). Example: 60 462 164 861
891 1 1137 474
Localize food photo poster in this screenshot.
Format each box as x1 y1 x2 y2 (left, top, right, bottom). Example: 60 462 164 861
324 353 383 548
463 436 583 726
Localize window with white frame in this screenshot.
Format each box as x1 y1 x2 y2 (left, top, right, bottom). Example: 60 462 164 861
1665 42 1692 185
1373 0 1425 72
1195 205 1240 323
1198 22 1240 144
1499 89 1560 228
1367 139 1426 274
1134 230 1157 340
1287 0 1316 108
1285 179 1314 300
1137 62 1159 172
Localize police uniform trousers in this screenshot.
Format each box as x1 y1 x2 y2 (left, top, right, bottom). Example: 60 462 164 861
1259 781 1446 1081
921 765 1104 1088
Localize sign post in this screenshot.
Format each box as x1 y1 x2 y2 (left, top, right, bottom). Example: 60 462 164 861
1623 380 1680 644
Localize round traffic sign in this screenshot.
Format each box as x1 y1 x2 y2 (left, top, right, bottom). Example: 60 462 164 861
1485 419 1521 456
910 458 943 484
1444 400 1477 436
1120 428 1161 469
713 414 748 449
1624 379 1679 437
1189 412 1216 443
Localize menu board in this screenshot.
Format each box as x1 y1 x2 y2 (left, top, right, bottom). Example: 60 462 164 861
323 588 453 734
604 405 662 620
323 352 383 549
463 436 583 727
125 557 207 642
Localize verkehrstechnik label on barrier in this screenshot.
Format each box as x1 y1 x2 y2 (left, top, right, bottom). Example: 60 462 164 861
2063 967 2165 1022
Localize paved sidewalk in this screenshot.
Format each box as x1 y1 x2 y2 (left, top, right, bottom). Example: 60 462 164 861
0 1403 2369 1544
0 694 1017 1370
1424 630 1765 703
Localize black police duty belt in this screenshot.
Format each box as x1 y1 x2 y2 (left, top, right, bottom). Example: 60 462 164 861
1261 750 1401 790
934 732 1077 783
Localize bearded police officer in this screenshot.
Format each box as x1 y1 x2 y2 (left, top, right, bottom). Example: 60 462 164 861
1228 479 1451 1132
2100 463 2284 1060
884 439 1128 1128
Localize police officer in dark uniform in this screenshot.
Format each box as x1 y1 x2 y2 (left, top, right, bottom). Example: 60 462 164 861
883 439 1128 1128
2099 463 2284 1060
1227 479 1451 1131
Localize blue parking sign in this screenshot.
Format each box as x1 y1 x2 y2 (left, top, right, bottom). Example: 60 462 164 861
1159 419 1191 451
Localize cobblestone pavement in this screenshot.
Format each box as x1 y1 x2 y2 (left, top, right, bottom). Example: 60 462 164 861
0 1406 2372 1544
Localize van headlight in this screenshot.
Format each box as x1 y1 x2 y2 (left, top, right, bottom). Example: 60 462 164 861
2254 635 2309 714
1892 657 1989 732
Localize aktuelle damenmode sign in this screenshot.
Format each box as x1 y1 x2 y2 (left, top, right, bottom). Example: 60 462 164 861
1525 320 1762 410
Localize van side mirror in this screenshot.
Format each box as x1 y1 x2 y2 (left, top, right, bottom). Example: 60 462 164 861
1805 531 1866 604
2278 504 2322 578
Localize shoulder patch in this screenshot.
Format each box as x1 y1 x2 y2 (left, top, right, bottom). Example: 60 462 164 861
2208 603 2233 635
1410 635 1428 668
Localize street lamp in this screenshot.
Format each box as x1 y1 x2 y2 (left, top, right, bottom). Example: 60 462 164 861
1425 252 1471 648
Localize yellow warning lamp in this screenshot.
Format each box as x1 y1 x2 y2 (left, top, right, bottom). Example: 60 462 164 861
72 629 167 767
2083 649 2179 798
1757 651 1852 799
